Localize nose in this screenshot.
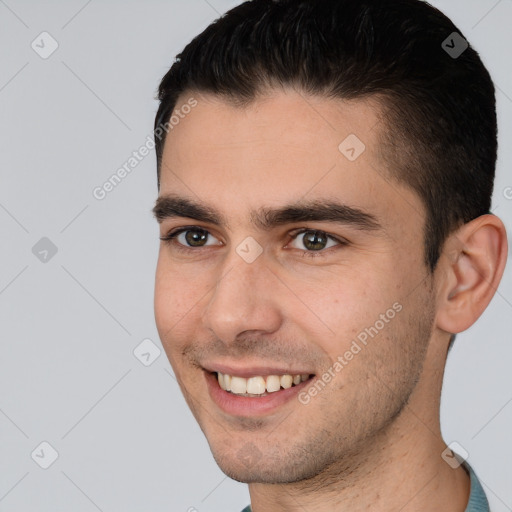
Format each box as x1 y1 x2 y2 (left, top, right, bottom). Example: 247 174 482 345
201 250 283 343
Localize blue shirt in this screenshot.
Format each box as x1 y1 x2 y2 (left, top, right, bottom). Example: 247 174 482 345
241 461 489 512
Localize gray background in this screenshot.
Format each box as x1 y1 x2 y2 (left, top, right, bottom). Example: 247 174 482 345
0 0 510 510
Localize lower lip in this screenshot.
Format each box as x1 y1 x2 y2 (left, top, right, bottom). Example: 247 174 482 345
205 371 314 416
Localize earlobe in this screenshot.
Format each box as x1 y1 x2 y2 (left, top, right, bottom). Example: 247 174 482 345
436 214 508 335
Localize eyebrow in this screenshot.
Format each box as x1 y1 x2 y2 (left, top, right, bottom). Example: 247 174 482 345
152 194 382 232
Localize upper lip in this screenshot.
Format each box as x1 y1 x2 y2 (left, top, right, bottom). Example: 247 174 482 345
202 362 314 378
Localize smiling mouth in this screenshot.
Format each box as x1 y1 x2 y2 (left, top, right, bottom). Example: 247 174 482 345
216 372 314 397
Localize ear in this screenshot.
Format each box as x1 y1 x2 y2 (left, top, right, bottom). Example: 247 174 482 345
436 214 508 334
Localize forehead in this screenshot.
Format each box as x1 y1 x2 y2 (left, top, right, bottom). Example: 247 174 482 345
164 89 383 164
159 89 424 232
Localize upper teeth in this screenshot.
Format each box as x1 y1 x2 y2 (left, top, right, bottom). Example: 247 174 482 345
217 372 310 396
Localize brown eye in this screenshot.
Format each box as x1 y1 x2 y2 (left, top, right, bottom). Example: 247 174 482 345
301 231 329 251
160 227 221 250
288 229 340 253
183 229 209 247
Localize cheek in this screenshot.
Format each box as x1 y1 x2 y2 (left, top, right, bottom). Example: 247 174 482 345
154 262 175 333
295 266 395 324
295 266 409 360
154 259 198 352
155 252 201 315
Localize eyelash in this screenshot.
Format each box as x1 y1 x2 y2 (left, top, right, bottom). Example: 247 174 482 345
159 226 347 259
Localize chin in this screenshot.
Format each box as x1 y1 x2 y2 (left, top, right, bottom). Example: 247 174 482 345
207 439 326 485
215 459 305 484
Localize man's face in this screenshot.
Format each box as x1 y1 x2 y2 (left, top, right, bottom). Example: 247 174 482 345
154 90 438 483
